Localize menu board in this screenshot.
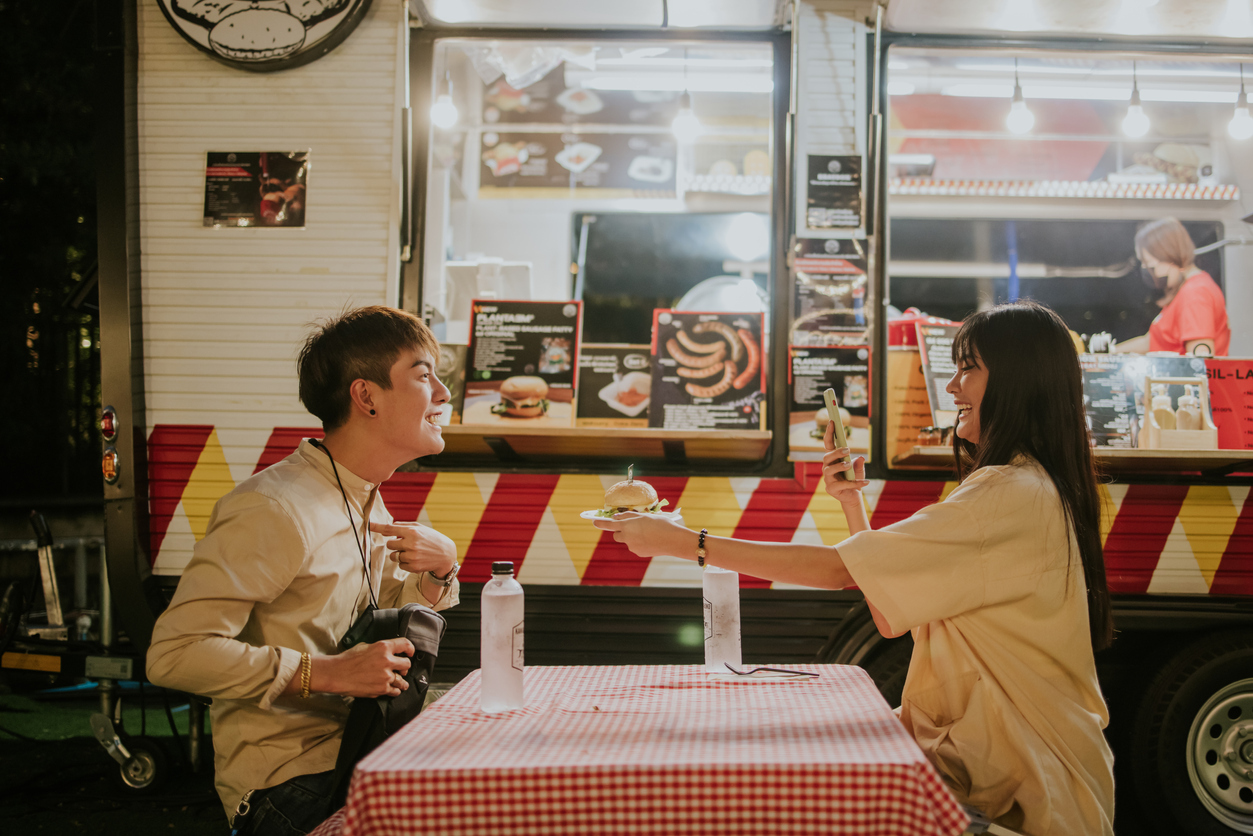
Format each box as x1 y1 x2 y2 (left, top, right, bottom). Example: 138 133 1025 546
479 131 677 197
1079 354 1208 447
805 154 862 230
575 344 652 428
788 346 871 458
462 300 582 427
915 323 960 428
435 344 467 425
649 311 765 431
482 70 679 127
1206 359 1253 449
791 238 868 347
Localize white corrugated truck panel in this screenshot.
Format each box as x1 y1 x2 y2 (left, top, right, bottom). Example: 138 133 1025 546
137 1 405 573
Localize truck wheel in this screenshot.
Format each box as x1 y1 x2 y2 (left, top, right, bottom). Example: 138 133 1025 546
863 634 913 709
112 736 170 794
1131 631 1253 835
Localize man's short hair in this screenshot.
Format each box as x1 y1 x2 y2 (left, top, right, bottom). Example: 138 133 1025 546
298 306 440 431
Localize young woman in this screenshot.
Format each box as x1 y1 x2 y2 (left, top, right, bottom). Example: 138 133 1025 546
595 301 1115 836
1115 216 1230 357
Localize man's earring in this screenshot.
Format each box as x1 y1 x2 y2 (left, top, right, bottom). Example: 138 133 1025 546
369 409 376 416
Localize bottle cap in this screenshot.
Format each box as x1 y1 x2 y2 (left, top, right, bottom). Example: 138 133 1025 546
491 561 515 575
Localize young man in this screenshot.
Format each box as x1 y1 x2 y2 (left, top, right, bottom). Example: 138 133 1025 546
147 306 460 834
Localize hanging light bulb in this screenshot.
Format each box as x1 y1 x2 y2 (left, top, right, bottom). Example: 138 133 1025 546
672 89 702 143
430 73 458 130
1122 61 1150 138
1005 58 1035 134
1230 64 1253 140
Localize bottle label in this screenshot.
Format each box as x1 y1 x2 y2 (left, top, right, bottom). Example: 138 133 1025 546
703 598 713 642
512 621 524 671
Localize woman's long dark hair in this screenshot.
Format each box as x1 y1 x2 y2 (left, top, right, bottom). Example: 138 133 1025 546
951 301 1114 652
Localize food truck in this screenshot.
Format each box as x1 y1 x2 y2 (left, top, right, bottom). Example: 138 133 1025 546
44 0 1253 830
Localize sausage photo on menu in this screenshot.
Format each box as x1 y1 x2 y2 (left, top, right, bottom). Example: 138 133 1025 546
732 329 760 389
666 338 726 369
685 361 736 398
693 320 745 363
675 329 724 355
678 362 725 379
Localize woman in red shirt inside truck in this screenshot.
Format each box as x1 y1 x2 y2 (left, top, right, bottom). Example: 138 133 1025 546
1115 216 1231 357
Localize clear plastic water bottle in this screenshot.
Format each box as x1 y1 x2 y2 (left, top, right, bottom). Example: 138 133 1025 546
703 565 742 673
481 561 524 712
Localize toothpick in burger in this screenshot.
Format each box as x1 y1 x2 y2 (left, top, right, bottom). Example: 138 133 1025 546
492 375 550 418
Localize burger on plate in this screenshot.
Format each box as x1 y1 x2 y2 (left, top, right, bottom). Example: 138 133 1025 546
595 477 669 517
811 405 853 440
492 376 550 418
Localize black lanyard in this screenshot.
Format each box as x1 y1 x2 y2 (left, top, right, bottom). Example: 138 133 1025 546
309 439 378 611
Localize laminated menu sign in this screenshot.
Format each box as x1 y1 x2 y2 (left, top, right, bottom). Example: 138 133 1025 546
788 346 871 457
576 344 652 428
1079 354 1208 447
915 323 961 428
649 311 765 430
791 237 868 346
805 154 862 230
1203 359 1253 449
462 300 582 428
479 132 676 197
203 151 308 228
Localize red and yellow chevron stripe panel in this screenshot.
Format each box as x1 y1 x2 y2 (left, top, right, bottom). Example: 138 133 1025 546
147 425 1253 594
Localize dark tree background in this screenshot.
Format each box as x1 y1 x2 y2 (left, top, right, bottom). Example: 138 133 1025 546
0 0 102 503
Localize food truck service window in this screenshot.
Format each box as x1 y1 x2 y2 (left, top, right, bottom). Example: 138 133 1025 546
883 45 1250 470
415 36 780 462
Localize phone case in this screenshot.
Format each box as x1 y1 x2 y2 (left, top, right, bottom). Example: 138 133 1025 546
823 388 854 481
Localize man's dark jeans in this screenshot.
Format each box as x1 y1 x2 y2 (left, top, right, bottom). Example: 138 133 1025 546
232 770 336 836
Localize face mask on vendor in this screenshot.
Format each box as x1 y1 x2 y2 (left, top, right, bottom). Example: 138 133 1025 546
1137 251 1173 297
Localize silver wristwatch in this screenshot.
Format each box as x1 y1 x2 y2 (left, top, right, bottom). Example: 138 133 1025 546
429 561 459 587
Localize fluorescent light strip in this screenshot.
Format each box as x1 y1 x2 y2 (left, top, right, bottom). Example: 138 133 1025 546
939 83 1239 103
580 74 774 93
953 62 1245 79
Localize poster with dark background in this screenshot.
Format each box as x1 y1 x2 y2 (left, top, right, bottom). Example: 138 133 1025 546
791 237 868 345
576 344 652 427
203 151 308 228
788 345 871 455
805 154 862 229
649 311 764 430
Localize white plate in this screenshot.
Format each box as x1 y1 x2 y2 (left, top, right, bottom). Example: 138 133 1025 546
556 87 604 115
580 509 682 521
597 381 650 417
627 155 674 183
555 142 603 174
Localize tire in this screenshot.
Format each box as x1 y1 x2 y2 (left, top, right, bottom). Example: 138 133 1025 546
1131 630 1253 835
863 634 913 710
112 736 170 794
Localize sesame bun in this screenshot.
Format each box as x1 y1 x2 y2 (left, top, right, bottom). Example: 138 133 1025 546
209 10 305 61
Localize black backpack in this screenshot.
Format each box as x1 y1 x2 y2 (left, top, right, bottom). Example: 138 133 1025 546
330 603 446 806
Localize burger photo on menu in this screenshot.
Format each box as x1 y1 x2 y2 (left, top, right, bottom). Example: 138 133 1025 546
491 376 550 418
462 299 580 427
788 345 871 459
580 468 680 520
648 310 765 431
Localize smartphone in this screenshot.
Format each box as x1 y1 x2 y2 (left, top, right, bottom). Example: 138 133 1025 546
823 388 853 481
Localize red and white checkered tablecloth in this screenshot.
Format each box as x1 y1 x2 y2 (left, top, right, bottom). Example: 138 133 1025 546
322 664 969 836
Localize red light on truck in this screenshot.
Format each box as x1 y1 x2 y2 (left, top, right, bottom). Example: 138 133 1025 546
102 447 120 484
100 405 118 441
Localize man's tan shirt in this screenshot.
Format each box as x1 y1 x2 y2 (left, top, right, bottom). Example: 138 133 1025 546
147 440 459 816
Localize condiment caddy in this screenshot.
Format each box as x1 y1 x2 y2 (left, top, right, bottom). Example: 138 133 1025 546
1139 376 1218 450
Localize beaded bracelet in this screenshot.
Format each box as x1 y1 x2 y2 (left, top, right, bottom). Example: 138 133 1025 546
697 528 708 568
